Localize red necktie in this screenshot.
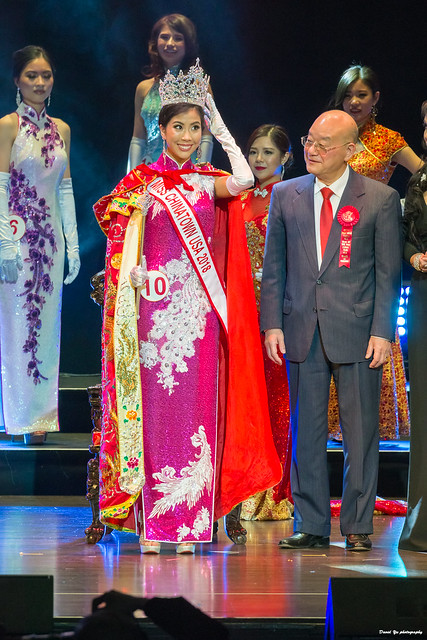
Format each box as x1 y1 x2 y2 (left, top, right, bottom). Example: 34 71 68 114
320 187 334 258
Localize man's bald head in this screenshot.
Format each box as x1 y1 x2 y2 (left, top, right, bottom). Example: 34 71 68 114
304 110 358 185
312 110 358 144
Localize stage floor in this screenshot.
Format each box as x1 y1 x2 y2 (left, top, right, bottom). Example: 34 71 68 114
0 497 426 625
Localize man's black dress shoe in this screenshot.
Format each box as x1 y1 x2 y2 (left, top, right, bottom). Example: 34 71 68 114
345 534 372 551
278 532 329 549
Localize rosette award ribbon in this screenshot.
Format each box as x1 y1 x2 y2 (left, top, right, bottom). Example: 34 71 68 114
336 206 360 268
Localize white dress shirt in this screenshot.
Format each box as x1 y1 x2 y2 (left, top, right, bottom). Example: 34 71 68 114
314 165 350 269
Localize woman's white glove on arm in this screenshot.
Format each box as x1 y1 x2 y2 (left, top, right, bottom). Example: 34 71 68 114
198 134 214 164
0 171 21 283
129 256 148 288
59 178 80 285
128 137 151 172
204 94 253 195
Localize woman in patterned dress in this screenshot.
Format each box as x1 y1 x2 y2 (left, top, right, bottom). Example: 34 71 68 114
128 13 212 170
328 64 423 441
0 46 79 444
94 68 282 554
238 124 294 522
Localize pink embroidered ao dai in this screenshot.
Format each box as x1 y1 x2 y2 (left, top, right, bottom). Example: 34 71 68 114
136 155 219 544
0 103 67 435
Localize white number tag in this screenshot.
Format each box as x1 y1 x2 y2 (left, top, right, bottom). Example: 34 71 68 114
140 270 170 302
9 215 26 240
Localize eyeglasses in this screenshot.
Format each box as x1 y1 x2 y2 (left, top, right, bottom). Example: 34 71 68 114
301 135 351 156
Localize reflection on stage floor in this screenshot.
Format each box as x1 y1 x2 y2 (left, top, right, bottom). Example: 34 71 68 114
0 496 426 627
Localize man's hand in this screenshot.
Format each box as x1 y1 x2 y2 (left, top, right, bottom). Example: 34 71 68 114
264 328 286 365
365 336 392 368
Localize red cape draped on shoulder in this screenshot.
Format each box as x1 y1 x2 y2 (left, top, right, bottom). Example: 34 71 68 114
93 163 282 528
212 196 282 518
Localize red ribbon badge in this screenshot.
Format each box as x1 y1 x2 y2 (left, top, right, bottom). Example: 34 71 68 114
336 206 360 268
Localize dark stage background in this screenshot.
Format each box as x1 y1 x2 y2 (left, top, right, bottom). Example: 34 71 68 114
0 0 424 374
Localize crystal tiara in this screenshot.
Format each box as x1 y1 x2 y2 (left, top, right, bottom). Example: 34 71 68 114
159 58 209 108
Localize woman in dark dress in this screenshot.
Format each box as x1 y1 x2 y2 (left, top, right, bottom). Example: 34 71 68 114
399 100 427 552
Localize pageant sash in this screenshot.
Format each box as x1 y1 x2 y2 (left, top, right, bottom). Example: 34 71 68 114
113 209 145 494
149 177 228 333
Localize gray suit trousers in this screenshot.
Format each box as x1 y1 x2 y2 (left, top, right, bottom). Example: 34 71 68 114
287 323 382 537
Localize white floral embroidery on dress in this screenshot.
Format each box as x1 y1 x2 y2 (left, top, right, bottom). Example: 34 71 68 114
139 249 211 394
148 425 213 518
191 507 210 539
177 523 191 542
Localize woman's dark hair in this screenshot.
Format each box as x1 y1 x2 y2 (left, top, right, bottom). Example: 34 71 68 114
158 102 203 128
246 124 293 178
403 101 427 251
403 163 427 251
145 14 199 79
421 100 427 154
13 45 54 79
330 64 380 110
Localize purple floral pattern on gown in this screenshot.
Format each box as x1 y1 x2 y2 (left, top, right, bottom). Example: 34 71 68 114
8 163 57 383
21 111 64 168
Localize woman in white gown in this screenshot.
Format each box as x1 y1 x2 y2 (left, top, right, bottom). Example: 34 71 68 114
0 45 80 444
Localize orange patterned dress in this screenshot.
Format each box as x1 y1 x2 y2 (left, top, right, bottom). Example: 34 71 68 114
239 184 293 520
328 117 410 440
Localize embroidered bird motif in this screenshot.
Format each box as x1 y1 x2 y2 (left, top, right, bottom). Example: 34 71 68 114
148 425 213 517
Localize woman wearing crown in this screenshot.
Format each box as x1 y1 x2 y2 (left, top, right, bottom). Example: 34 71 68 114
94 61 282 554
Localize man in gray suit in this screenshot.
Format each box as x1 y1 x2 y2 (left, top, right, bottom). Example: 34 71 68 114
261 110 401 551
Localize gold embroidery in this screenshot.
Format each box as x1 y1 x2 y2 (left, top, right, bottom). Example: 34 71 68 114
110 197 131 215
128 192 142 207
111 253 122 270
106 279 117 309
245 215 268 307
115 324 139 398
104 315 114 362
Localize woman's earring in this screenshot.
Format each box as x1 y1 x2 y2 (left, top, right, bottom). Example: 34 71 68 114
16 88 22 107
47 93 51 107
162 138 167 160
196 144 201 164
371 105 378 117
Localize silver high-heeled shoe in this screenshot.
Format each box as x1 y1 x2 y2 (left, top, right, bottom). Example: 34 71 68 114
139 537 161 554
23 432 47 445
176 542 196 554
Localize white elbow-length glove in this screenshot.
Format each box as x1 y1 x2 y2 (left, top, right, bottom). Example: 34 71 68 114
0 171 21 283
59 178 80 285
129 257 148 288
204 94 253 194
198 133 214 164
127 137 152 172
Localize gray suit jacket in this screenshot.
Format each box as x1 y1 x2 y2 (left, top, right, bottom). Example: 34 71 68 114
260 167 402 363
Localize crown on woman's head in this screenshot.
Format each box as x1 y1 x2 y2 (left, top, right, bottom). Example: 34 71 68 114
159 58 209 108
